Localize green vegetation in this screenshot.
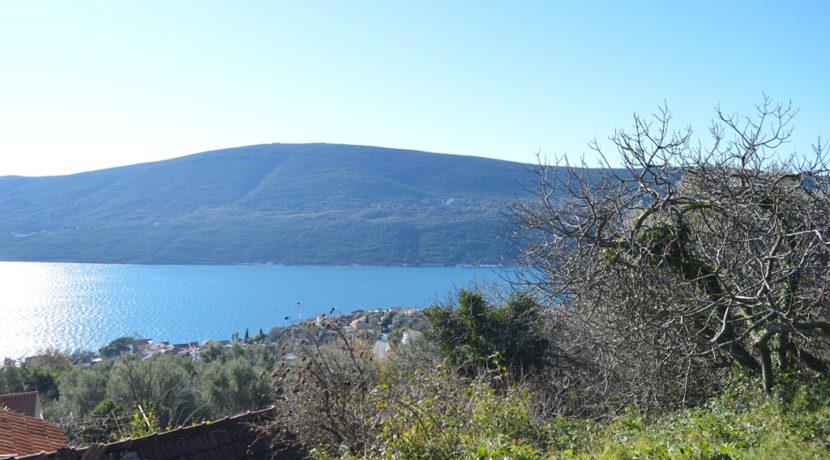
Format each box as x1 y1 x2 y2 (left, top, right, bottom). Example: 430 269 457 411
0 143 533 265
99 337 133 358
426 290 550 379
0 350 70 400
264 100 830 458
3 296 829 458
0 342 276 445
262 312 830 459
580 376 830 459
3 101 828 458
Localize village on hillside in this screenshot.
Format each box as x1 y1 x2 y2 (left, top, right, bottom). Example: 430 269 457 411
0 307 425 459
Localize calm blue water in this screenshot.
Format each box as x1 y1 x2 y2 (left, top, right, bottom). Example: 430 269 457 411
0 262 508 359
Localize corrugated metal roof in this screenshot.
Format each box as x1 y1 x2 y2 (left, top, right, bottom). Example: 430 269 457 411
0 408 67 457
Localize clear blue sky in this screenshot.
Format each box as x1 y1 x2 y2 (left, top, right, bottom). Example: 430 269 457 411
1 1 827 176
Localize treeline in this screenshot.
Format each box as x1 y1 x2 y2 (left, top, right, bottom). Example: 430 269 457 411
261 290 830 458
1 342 275 444
0 308 425 446
4 288 828 457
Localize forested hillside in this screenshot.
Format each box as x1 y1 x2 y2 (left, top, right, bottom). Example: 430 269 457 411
0 144 536 265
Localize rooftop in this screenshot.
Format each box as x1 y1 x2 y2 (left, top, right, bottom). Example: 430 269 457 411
0 392 41 419
11 406 288 460
0 409 66 458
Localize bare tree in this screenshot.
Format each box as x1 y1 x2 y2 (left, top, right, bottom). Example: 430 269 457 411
513 97 830 410
265 320 380 457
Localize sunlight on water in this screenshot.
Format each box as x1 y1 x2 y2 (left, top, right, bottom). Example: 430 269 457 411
0 262 101 358
0 262 508 359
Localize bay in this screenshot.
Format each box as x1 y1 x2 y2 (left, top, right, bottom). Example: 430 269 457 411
0 261 508 359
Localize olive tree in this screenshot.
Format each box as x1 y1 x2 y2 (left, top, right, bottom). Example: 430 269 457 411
108 354 199 427
513 97 830 408
201 357 273 418
49 363 110 419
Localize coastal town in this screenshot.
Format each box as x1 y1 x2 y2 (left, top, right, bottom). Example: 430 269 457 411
5 306 425 367
0 306 426 458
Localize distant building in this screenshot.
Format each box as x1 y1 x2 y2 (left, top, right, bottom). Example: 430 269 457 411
22 355 50 367
349 316 367 330
131 339 153 356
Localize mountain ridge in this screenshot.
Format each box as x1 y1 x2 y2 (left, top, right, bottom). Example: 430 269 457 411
0 143 537 265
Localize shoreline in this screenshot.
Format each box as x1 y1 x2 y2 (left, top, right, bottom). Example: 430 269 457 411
1 306 426 363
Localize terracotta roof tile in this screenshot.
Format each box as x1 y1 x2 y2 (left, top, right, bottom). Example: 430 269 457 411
0 409 66 457
0 392 40 418
11 406 296 460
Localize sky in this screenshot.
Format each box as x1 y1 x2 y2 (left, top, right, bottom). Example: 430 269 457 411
0 1 827 177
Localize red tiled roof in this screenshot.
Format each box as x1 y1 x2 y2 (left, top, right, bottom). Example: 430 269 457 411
12 406 292 460
0 409 67 457
0 391 39 418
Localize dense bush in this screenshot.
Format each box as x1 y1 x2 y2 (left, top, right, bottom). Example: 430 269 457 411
5 294 828 458
426 290 552 381
46 361 112 420
31 342 279 444
106 353 199 428
302 356 830 459
263 320 381 457
201 357 273 419
0 350 70 399
365 369 551 459
98 337 134 358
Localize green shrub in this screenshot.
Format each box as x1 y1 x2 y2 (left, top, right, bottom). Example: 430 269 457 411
572 372 830 459
362 365 549 459
425 290 550 381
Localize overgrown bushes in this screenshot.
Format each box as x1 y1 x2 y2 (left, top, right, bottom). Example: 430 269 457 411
4 285 829 458
269 325 830 458
31 342 277 445
425 290 552 380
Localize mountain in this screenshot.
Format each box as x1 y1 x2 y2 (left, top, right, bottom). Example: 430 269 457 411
0 144 538 265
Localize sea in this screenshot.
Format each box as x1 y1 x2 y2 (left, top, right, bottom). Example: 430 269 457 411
0 261 511 359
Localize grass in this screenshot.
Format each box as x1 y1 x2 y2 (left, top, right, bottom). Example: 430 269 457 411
557 371 830 459
323 369 830 459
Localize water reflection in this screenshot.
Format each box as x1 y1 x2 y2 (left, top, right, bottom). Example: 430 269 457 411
0 262 506 359
3 263 118 358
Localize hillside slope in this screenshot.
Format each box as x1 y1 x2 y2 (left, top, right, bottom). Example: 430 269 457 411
0 144 536 265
